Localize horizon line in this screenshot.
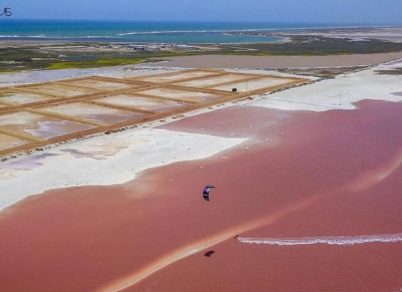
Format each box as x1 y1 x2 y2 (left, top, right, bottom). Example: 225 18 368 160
1 18 402 26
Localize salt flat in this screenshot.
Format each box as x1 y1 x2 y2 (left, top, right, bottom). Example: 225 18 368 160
251 59 402 111
0 59 401 211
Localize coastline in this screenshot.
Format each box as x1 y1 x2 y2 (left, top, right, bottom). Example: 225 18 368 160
1 21 401 41
1 25 402 73
0 34 401 291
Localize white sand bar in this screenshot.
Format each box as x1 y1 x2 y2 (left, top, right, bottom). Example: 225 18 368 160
250 60 402 111
0 129 246 210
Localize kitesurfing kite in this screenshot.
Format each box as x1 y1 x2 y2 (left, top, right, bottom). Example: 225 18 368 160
202 185 215 201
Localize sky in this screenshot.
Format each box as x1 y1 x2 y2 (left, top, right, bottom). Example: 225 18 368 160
3 0 402 24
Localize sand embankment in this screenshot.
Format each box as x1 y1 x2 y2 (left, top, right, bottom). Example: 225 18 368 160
152 52 402 68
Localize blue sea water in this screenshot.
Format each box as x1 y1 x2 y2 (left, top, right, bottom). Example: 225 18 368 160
0 20 379 44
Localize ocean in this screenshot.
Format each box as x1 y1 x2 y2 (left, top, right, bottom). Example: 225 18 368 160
0 20 380 44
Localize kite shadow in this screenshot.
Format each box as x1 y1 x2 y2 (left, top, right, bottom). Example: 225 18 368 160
204 250 215 257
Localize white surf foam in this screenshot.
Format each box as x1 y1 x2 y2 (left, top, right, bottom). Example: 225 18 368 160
237 233 402 246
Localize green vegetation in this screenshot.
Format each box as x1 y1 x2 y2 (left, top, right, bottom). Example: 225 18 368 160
276 66 368 78
221 36 402 56
0 44 198 72
48 57 145 69
1 36 402 73
0 47 58 72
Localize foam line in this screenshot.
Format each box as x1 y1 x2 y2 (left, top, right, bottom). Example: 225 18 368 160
237 233 402 246
98 197 317 292
98 150 402 290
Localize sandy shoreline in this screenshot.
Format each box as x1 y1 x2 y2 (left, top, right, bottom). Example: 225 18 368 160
152 52 402 68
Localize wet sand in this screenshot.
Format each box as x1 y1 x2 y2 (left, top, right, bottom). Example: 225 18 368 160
152 52 402 68
0 101 401 291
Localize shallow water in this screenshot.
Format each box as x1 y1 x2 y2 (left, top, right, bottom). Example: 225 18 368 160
0 20 367 43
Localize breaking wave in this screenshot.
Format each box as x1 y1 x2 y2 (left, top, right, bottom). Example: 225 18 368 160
237 233 402 246
115 24 387 36
116 28 273 36
0 35 116 39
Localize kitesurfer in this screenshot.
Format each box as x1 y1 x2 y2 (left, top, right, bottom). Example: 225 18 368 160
202 185 215 201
